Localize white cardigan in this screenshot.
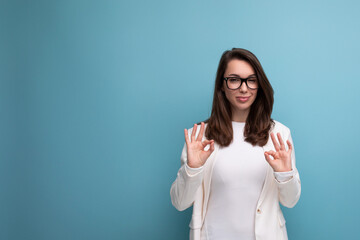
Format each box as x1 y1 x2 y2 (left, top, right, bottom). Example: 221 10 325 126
170 120 301 240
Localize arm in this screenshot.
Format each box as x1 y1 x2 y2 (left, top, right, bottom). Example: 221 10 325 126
170 129 205 211
275 129 301 208
274 169 295 182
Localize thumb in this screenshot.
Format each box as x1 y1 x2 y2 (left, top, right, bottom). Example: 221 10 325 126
202 140 215 157
202 139 213 147
265 150 276 158
264 152 275 164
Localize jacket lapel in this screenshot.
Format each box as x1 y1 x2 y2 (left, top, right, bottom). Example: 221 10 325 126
202 141 219 220
257 140 275 207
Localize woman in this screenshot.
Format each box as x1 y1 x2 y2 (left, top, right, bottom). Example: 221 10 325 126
170 48 301 240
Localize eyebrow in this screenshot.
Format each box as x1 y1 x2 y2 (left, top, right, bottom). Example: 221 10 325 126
228 73 256 78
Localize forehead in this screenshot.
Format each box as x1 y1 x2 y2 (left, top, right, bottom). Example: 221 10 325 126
224 59 255 77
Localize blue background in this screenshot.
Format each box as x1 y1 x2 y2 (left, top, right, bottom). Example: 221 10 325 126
1 0 360 239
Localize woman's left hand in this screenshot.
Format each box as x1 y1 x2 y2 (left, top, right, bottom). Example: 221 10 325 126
264 132 293 172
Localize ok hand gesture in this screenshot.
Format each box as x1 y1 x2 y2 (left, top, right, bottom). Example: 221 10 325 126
184 122 215 168
264 132 293 172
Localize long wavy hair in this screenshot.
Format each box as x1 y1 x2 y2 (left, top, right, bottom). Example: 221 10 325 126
198 48 275 147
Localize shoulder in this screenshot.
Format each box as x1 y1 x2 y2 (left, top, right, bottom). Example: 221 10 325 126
272 119 291 135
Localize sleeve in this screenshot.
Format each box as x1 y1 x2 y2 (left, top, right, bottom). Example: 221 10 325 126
185 163 204 176
170 128 205 211
275 129 301 208
274 170 295 182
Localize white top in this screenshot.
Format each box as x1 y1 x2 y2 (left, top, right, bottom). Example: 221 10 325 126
185 121 294 240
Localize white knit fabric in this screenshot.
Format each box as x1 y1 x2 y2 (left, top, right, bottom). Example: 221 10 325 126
185 121 294 240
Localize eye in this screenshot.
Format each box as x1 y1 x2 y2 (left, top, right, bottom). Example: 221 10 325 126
228 77 239 82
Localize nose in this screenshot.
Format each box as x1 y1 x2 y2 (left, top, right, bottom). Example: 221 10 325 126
239 81 248 92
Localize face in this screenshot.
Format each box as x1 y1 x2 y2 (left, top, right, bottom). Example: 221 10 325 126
221 59 258 119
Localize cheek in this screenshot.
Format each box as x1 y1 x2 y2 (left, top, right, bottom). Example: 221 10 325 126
252 91 258 99
224 90 233 99
226 93 233 102
249 91 257 104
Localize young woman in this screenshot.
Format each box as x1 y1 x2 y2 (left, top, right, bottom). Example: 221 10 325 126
170 48 301 240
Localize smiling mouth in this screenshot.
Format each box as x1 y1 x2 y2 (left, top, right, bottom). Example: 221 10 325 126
236 96 249 102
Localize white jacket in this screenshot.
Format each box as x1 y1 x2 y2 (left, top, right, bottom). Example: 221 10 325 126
170 120 301 240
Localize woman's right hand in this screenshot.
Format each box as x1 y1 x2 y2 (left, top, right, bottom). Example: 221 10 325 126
184 122 215 168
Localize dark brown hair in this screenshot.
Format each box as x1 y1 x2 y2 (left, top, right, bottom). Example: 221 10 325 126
198 48 275 147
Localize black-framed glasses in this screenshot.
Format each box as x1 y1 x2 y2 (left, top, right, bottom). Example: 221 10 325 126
223 76 259 90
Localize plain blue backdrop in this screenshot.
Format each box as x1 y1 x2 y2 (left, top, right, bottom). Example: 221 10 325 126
1 0 360 239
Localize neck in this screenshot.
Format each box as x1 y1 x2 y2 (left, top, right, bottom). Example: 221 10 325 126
231 108 249 122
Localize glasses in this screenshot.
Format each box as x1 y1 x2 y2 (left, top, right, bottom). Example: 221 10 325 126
223 76 259 90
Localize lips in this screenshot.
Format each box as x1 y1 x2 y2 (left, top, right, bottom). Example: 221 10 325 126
236 96 250 102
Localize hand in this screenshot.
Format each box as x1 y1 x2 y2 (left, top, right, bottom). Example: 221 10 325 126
264 132 292 172
184 122 215 168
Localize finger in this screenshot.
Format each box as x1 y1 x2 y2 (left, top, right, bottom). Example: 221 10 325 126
191 123 197 142
202 139 214 149
184 129 189 145
209 141 214 152
202 139 212 146
270 132 280 151
264 152 274 163
287 139 293 153
277 132 285 151
205 141 215 158
264 151 276 161
266 150 277 158
196 122 205 141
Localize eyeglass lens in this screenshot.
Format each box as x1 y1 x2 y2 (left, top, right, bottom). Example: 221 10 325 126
226 77 258 89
